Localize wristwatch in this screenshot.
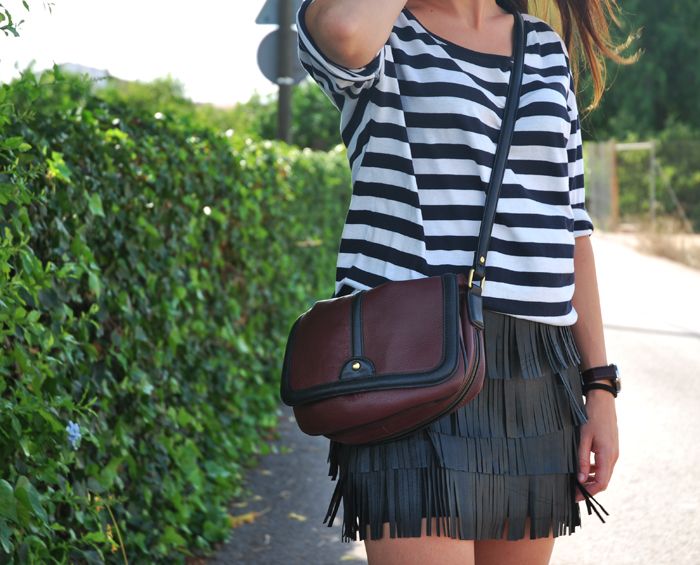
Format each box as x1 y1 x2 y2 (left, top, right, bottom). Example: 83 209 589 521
580 363 621 398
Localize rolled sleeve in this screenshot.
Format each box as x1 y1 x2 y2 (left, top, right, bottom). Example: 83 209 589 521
566 71 595 238
296 0 385 108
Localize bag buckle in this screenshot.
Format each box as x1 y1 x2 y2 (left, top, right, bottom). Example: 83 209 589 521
467 268 486 290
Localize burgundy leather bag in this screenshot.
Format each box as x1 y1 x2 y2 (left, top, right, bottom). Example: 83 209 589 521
280 7 526 446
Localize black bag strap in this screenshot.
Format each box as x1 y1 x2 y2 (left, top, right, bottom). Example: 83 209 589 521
468 5 526 292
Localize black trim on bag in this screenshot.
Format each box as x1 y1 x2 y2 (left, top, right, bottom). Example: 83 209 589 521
352 290 364 356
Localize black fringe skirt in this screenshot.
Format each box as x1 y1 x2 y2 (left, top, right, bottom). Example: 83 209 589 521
322 308 608 542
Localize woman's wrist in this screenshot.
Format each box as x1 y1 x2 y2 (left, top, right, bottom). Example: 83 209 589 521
583 380 618 400
580 364 621 398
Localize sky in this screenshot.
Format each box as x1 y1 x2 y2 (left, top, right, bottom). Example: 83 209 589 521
0 0 284 106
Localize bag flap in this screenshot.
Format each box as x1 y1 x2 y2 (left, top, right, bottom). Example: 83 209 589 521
280 273 463 406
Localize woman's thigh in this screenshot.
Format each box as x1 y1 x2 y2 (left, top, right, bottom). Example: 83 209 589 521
362 517 555 565
474 518 555 565
364 517 475 565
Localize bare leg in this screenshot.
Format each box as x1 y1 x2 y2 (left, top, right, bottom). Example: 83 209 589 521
364 517 475 565
474 518 555 565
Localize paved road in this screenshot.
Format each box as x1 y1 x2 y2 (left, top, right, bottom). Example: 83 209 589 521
214 233 700 565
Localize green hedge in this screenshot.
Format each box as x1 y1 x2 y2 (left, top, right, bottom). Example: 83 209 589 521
0 65 350 563
95 76 342 152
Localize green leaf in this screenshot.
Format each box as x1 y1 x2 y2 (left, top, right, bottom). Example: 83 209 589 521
88 193 105 217
23 534 47 553
1 136 25 150
174 285 187 300
134 324 148 342
86 477 104 494
47 151 73 183
88 271 102 298
161 525 186 546
37 408 63 433
0 480 17 522
0 182 13 205
83 530 108 544
0 520 13 554
26 310 41 323
137 215 160 239
235 335 250 354
176 407 194 427
98 457 124 489
42 331 55 349
19 437 32 458
15 476 48 523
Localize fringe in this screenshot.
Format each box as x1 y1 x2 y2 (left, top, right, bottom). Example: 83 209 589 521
334 469 586 541
484 308 582 380
322 308 604 542
328 427 578 475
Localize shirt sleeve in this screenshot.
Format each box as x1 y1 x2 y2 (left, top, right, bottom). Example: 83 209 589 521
296 0 386 110
566 70 595 238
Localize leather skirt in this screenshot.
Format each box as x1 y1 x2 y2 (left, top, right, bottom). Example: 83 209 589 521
322 308 607 542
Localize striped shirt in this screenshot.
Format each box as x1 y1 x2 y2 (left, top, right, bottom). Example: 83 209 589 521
296 0 595 326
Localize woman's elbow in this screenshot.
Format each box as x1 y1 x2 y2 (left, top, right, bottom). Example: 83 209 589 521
306 8 381 68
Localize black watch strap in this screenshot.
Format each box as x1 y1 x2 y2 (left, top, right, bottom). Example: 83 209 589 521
582 381 618 398
581 363 618 383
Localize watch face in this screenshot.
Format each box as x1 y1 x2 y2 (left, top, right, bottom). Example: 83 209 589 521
613 364 621 391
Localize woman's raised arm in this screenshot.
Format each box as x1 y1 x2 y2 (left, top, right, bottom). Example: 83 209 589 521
303 0 408 69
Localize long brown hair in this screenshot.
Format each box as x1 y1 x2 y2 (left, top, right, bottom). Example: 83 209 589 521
509 0 639 112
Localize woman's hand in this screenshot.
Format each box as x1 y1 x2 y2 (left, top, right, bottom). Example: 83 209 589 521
576 389 619 502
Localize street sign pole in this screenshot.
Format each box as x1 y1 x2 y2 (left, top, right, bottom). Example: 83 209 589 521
277 0 293 143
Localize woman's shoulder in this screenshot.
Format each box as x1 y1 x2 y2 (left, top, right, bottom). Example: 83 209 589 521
521 12 571 61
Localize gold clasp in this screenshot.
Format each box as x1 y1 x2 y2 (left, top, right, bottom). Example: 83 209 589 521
467 268 486 290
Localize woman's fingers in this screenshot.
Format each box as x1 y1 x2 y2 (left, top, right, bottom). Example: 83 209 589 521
587 442 619 495
575 453 608 502
587 453 611 495
575 430 594 503
577 428 593 483
575 393 619 501
575 396 619 502
576 436 618 500
579 444 619 501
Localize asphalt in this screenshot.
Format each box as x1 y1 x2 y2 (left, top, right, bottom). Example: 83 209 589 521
212 233 700 565
209 402 366 565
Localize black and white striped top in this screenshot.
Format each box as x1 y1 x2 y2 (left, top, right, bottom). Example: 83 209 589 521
296 0 595 326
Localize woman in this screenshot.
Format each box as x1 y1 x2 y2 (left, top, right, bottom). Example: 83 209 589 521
296 0 629 563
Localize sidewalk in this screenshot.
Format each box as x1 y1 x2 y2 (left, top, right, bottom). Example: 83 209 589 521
211 403 366 565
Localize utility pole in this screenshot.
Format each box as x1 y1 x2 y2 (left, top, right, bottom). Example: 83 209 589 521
277 0 294 143
256 0 304 141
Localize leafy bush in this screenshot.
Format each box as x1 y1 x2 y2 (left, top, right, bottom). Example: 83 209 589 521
0 64 349 563
615 122 700 230
237 80 341 150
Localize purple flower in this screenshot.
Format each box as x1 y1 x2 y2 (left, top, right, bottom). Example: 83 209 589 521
66 420 82 449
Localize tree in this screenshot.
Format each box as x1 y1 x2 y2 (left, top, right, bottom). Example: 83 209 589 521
0 1 54 38
584 0 700 140
240 79 341 150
